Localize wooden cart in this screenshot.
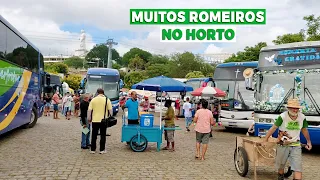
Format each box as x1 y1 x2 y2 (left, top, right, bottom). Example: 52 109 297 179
234 136 292 180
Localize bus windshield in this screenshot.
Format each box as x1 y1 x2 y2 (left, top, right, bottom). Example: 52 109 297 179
86 77 119 100
255 71 320 115
216 80 254 110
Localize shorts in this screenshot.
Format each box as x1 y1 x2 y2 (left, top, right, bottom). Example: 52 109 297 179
164 130 175 142
276 145 302 172
175 109 180 116
53 104 58 111
185 117 193 127
196 132 210 144
64 107 71 115
75 103 80 110
45 103 51 107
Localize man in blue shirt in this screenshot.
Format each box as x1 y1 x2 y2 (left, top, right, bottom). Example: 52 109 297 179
122 91 139 125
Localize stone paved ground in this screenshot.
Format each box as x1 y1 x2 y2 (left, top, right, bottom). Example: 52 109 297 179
0 111 319 180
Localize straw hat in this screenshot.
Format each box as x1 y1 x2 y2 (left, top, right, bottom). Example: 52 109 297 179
243 68 254 78
286 98 303 109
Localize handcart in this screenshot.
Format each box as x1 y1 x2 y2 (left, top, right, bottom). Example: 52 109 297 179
121 110 181 152
234 136 292 180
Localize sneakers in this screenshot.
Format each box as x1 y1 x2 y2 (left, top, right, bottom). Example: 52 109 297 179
90 151 95 154
99 150 106 154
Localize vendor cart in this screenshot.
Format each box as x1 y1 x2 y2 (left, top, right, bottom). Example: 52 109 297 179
122 76 193 152
234 136 292 180
121 110 181 152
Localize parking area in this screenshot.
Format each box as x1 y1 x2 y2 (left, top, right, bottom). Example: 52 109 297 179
0 111 319 180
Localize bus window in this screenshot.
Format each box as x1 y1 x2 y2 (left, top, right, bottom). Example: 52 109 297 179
5 25 39 72
0 22 5 59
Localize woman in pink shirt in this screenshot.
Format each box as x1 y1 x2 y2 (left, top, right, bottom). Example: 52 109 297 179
194 100 215 160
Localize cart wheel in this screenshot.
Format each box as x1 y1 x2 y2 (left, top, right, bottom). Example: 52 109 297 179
129 134 148 152
234 147 249 177
284 166 293 178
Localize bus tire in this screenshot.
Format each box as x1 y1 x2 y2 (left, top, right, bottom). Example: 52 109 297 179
25 107 38 128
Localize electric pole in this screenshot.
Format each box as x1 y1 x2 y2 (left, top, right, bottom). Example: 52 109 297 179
105 39 118 68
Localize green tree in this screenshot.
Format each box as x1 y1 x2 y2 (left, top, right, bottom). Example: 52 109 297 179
85 44 120 68
62 74 82 90
112 63 121 70
146 63 169 77
168 52 203 78
124 71 148 88
224 42 267 63
122 48 152 66
64 56 86 69
54 63 68 74
303 14 320 41
119 71 127 80
45 62 68 74
128 54 144 70
185 71 205 79
272 31 306 45
200 63 215 77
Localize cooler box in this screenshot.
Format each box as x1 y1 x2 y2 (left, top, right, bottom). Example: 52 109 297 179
140 114 154 127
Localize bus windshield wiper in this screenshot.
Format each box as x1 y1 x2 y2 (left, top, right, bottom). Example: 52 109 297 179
275 88 294 113
304 87 320 115
237 90 249 110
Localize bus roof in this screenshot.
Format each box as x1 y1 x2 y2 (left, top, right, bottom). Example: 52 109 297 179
87 68 120 76
260 41 320 52
258 41 320 71
184 77 213 82
216 61 258 68
0 15 40 53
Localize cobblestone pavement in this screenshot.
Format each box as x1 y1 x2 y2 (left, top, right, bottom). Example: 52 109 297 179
0 111 319 180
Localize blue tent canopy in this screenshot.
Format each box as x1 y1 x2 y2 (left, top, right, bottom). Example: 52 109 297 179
131 75 193 92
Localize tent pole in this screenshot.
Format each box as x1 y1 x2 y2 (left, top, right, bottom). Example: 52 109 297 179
159 91 163 129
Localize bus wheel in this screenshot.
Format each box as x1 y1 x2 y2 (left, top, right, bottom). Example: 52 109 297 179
25 107 38 128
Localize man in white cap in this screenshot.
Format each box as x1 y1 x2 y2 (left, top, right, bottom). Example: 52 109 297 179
263 98 312 180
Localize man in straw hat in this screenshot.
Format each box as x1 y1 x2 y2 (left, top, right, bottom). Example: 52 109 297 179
263 98 312 180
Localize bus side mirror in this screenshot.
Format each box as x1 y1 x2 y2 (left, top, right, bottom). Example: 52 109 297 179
45 74 50 86
245 77 254 91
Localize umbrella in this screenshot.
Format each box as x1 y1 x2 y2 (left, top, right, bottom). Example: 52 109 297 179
131 75 193 129
191 86 226 97
131 75 193 92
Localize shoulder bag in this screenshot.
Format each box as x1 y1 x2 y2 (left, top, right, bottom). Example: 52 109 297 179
101 96 117 127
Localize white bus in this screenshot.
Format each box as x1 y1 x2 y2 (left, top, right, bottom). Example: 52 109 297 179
214 61 258 129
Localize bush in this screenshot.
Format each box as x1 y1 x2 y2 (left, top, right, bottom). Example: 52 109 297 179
45 62 68 74
124 71 148 88
62 74 82 90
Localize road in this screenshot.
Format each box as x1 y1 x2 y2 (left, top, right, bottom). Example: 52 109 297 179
0 111 319 180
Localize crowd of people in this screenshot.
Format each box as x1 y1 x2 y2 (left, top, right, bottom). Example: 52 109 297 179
45 87 313 179
43 91 81 120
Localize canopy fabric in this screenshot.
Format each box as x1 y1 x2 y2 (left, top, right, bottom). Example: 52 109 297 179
128 89 154 97
191 86 226 97
131 75 193 92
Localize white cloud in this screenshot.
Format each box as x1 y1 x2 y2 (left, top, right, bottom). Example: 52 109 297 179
1 0 320 57
0 7 95 56
204 44 224 54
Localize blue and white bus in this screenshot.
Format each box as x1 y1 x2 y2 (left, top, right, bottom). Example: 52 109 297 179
0 15 50 135
253 41 320 145
80 68 122 116
214 61 258 129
